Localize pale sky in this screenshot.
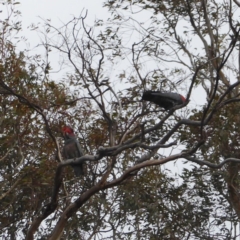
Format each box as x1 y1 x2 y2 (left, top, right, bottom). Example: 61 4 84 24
20 0 107 24
19 0 108 48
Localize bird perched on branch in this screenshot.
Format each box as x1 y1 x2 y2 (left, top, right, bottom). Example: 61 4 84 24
142 91 186 110
62 126 84 176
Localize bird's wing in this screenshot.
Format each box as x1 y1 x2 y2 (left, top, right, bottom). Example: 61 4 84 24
150 92 166 96
75 139 84 157
151 92 176 99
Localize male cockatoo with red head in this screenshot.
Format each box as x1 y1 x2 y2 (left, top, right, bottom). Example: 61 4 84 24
142 91 186 110
62 126 84 176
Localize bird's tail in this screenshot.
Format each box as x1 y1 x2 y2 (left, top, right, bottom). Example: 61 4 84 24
72 164 84 177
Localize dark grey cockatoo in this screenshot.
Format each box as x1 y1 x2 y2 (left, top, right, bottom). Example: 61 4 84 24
142 91 186 110
62 126 84 176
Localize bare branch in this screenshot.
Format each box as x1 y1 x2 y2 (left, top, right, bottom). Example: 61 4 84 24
185 156 240 169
